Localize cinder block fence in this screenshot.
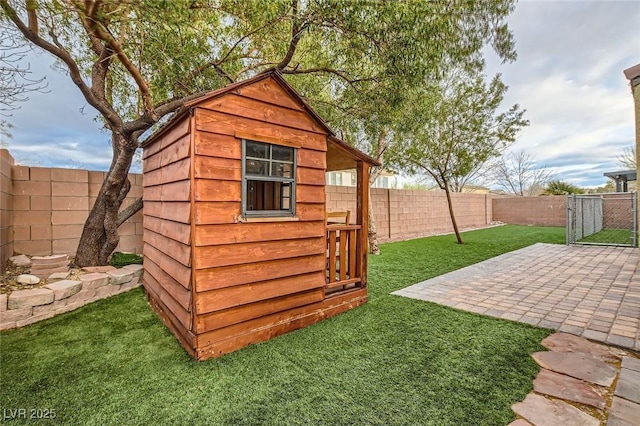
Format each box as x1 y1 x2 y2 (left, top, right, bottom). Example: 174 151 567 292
1 148 569 268
1 149 143 265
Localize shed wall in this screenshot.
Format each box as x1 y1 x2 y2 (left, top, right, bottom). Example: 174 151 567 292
142 118 194 352
190 81 332 358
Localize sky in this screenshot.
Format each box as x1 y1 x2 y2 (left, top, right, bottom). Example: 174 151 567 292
2 0 640 187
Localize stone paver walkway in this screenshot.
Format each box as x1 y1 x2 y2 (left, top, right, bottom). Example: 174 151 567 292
393 243 640 351
509 333 640 426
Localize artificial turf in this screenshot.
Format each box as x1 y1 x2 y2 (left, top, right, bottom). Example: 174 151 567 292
1 225 565 425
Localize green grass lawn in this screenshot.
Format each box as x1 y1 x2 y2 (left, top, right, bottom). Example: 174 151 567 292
577 228 635 246
1 225 564 425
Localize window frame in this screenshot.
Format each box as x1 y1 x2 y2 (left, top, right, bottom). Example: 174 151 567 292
241 139 297 218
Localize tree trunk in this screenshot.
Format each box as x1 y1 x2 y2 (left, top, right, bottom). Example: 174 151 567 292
444 183 464 244
367 193 379 254
75 132 139 266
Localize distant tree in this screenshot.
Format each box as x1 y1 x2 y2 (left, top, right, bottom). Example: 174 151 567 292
542 180 584 195
492 150 554 196
618 146 636 169
402 182 428 191
394 68 528 244
585 181 615 194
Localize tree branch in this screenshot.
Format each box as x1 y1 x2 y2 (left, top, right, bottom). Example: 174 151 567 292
276 0 308 70
1 0 123 128
76 4 155 118
123 89 211 134
117 197 142 227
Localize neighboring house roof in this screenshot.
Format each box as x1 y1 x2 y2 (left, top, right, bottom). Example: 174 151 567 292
141 69 380 168
623 63 640 81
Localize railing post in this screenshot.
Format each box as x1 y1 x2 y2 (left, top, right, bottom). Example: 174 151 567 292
356 161 369 287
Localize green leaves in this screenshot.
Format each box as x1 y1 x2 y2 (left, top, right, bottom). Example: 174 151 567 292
393 66 529 192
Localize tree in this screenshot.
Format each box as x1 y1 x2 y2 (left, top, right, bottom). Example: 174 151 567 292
585 181 615 194
618 146 636 169
0 23 46 141
542 180 584 195
492 150 554 196
393 68 528 244
2 0 519 264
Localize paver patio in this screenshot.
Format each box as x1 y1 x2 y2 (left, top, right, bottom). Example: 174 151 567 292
393 243 640 351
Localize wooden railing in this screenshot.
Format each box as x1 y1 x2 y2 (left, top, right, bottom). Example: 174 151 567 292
326 224 362 291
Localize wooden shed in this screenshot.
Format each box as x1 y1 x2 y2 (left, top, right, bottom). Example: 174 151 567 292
140 70 379 360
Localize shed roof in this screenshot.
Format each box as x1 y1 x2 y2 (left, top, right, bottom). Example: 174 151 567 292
142 69 379 168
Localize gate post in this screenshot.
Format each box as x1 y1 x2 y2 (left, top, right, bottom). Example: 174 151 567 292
566 194 574 245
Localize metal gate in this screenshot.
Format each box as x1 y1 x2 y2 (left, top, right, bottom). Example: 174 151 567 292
566 193 637 247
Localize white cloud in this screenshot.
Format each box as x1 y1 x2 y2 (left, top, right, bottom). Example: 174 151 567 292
486 0 639 187
3 1 639 187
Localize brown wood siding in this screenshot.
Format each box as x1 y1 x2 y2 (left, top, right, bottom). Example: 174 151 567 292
143 235 192 289
194 254 326 292
195 271 325 314
235 77 304 111
195 288 368 360
142 115 194 346
142 74 369 360
194 237 325 269
195 109 327 153
195 289 323 333
199 93 325 135
194 221 324 247
191 85 328 345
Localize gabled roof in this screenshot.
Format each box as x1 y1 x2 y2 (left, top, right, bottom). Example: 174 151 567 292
183 69 335 136
141 69 380 167
143 69 333 148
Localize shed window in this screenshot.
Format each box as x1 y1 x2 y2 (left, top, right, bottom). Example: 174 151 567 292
242 140 296 217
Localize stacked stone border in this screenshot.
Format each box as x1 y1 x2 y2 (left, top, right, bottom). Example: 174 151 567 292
0 264 143 330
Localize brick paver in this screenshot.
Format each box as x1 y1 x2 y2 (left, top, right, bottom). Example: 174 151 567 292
393 243 640 351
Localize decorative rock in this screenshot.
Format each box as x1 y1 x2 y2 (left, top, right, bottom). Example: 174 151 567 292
31 254 68 264
44 280 82 301
0 294 7 312
9 254 31 267
82 265 116 273
47 272 70 282
123 264 144 277
608 397 640 426
16 274 40 284
79 273 110 290
532 351 617 387
541 332 622 363
621 356 640 373
615 367 640 404
8 288 54 309
31 261 69 270
30 266 70 279
106 269 134 285
512 393 599 426
1 307 32 322
533 368 606 409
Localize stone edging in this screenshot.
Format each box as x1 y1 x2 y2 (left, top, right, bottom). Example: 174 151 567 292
0 264 143 330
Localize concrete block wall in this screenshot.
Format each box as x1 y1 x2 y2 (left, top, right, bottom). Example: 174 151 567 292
0 149 143 266
1 150 14 264
326 185 495 242
492 195 566 227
